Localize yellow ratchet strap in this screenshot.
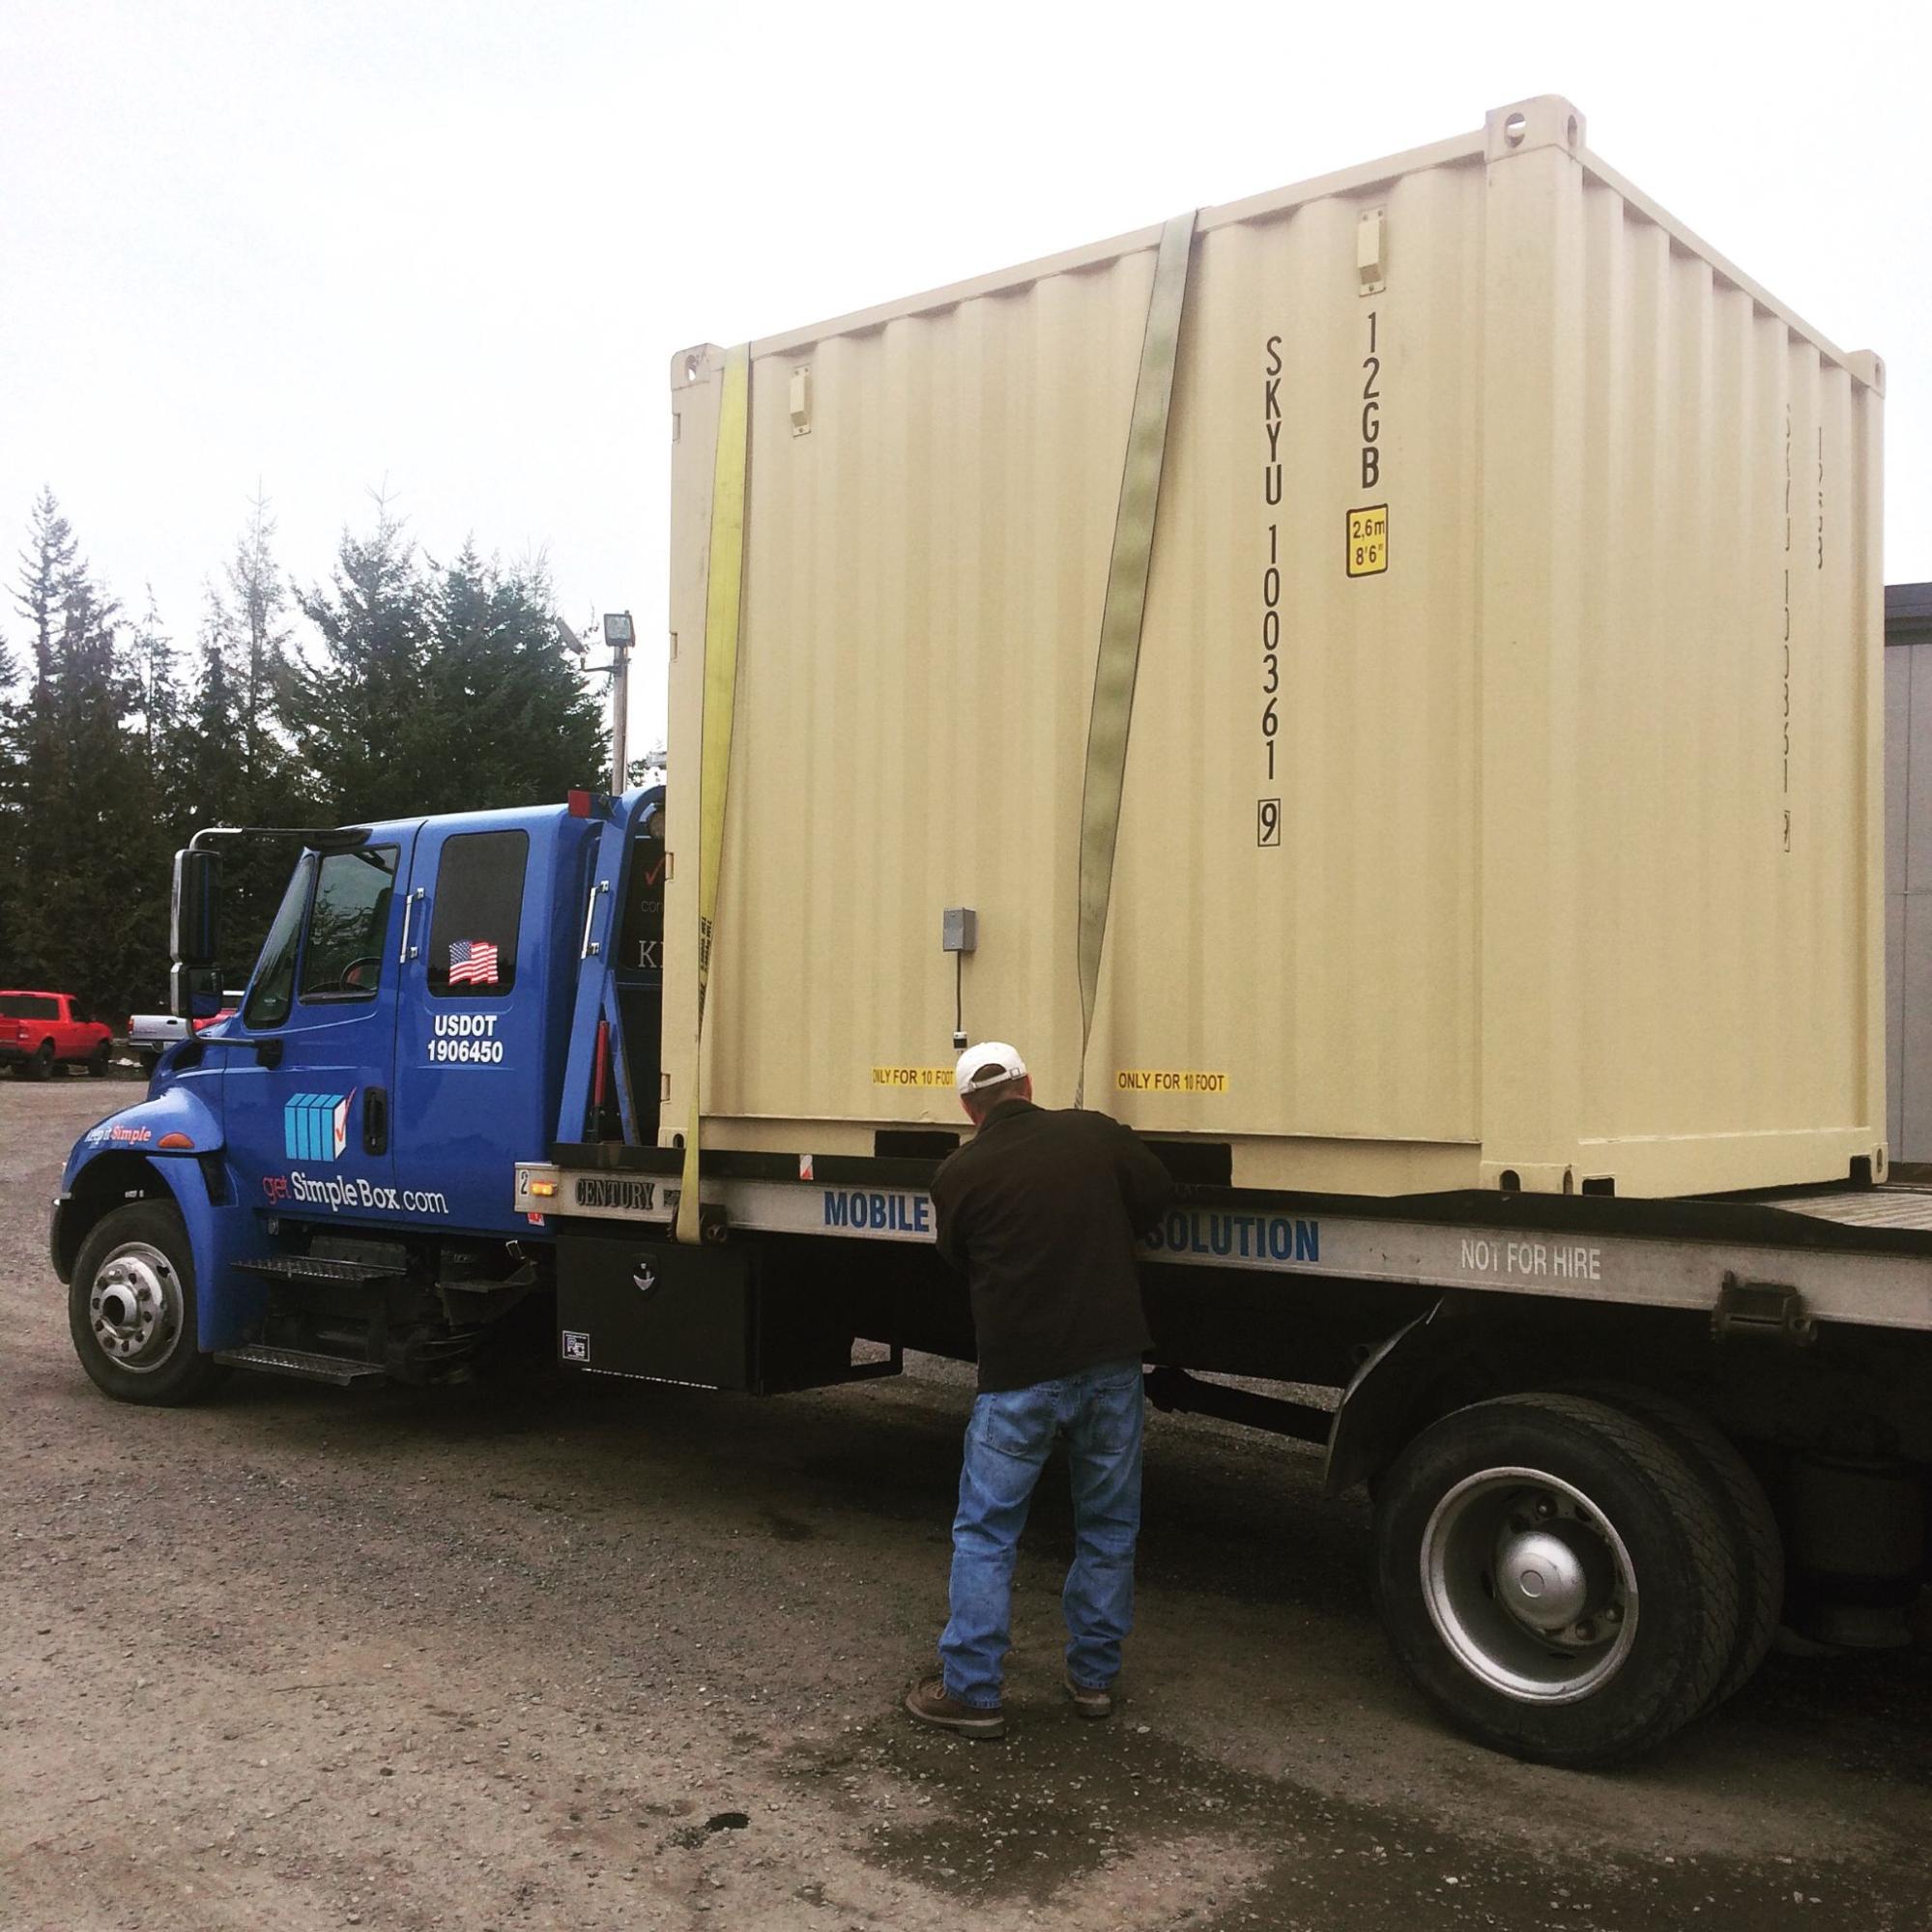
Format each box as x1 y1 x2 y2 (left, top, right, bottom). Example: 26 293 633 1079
1075 211 1197 1105
677 343 750 1244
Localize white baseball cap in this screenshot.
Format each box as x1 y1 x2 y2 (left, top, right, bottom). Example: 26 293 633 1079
955 1041 1028 1096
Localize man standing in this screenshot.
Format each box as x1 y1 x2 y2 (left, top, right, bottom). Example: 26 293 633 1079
905 1042 1175 1739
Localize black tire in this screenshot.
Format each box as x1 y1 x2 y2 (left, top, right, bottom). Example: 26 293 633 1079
1567 1383 1783 1711
69 1200 227 1406
25 1039 54 1081
87 1041 111 1078
1373 1393 1740 1767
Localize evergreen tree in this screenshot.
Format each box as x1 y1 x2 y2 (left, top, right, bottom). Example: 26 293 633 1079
4 491 159 1020
0 617 20 970
186 501 307 967
174 592 283 977
0 490 609 1021
286 512 602 820
216 490 300 812
282 503 433 821
130 590 187 801
418 543 606 810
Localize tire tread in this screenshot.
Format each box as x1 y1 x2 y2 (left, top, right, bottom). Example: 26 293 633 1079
1568 1382 1782 1709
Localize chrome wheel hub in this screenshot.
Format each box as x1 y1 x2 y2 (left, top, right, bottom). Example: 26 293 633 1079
1496 1527 1591 1627
1422 1466 1638 1703
88 1243 184 1373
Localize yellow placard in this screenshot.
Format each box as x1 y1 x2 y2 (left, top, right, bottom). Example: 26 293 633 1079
1115 1069 1229 1095
872 1066 956 1088
1346 504 1388 577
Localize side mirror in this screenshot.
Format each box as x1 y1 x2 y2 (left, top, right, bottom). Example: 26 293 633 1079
169 964 224 1023
171 848 219 967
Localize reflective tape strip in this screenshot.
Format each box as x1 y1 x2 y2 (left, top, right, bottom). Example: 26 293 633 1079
1075 210 1197 1104
677 344 751 1245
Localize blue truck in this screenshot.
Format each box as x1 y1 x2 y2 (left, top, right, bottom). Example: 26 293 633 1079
51 784 1931 1768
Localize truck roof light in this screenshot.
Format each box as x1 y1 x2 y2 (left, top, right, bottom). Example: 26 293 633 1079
567 790 591 818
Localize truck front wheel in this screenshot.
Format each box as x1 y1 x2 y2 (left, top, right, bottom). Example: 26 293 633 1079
1373 1393 1738 1766
69 1202 226 1406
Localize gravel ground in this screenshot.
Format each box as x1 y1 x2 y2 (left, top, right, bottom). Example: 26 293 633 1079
4 1081 1929 1932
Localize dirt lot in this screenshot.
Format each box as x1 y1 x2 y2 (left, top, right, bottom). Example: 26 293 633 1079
4 1082 1929 1932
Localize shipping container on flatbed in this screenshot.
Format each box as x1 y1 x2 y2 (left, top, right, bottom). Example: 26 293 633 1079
663 95 1886 1198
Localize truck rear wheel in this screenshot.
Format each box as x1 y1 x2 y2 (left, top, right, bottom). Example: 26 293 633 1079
69 1201 226 1406
1568 1383 1783 1710
24 1039 54 1081
1373 1393 1738 1766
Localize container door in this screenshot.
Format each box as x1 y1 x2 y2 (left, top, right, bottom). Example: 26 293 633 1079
222 839 408 1225
391 822 546 1233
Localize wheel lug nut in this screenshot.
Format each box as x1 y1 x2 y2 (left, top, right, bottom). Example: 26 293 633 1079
1533 1499 1556 1520
1574 1620 1596 1641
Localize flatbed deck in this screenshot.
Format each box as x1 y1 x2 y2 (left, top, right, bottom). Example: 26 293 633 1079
516 1153 1932 1337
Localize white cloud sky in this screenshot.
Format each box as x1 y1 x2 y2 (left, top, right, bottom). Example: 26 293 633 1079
3 0 1926 764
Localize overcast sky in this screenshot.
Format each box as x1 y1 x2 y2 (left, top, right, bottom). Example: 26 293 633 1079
3 0 1926 761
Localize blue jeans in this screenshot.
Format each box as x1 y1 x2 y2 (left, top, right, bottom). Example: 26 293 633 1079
939 1358 1145 1709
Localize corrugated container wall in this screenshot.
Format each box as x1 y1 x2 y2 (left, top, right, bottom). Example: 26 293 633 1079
663 97 1886 1198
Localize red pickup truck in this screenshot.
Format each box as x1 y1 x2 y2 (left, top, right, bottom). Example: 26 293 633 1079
0 991 113 1080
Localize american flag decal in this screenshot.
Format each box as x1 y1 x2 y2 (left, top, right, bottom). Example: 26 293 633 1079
447 939 500 986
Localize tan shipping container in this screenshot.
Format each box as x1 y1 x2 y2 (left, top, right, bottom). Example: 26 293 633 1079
662 95 1886 1199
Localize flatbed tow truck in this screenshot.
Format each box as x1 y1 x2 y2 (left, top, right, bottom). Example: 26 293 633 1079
48 784 1929 1768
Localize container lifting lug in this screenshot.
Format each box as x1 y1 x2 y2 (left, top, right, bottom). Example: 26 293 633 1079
1713 1273 1817 1347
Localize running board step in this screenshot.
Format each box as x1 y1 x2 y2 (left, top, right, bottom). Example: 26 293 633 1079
233 1255 400 1285
214 1344 387 1386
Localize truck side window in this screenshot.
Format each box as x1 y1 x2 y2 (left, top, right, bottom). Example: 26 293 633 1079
243 854 314 1029
300 846 399 1002
426 830 526 997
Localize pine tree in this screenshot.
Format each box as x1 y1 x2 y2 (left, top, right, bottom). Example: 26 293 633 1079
284 513 602 821
0 617 20 971
418 543 605 810
282 502 433 821
5 490 158 1021
217 489 299 813
169 589 288 976
130 590 186 798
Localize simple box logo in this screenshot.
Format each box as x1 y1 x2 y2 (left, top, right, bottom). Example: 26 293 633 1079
284 1092 352 1161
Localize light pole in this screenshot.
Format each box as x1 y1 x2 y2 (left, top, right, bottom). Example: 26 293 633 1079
603 610 635 793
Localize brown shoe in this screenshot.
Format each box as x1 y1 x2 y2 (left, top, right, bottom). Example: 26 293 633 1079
1063 1670 1114 1719
904 1677 1005 1739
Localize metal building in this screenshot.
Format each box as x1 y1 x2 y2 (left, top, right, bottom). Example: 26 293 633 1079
1886 581 1932 1164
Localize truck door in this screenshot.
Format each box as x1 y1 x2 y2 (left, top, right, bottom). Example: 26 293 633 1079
390 822 548 1233
222 838 408 1226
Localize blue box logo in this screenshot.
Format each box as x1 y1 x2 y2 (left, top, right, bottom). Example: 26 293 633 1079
283 1092 352 1162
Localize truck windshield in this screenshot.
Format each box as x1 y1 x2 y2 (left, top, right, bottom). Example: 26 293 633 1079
243 855 315 1029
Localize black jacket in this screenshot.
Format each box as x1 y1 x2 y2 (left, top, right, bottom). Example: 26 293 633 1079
931 1101 1175 1393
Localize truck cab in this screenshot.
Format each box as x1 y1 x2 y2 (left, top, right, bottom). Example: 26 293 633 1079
51 789 666 1401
